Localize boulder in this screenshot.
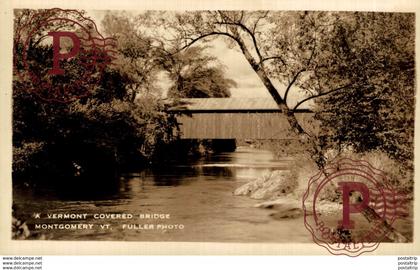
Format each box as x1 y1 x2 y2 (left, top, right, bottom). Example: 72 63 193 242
233 173 271 196
234 170 296 200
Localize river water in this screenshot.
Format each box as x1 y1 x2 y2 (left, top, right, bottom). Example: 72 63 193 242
13 147 312 242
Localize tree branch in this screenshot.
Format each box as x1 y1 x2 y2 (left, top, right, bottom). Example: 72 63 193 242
284 37 315 104
258 56 286 67
284 69 305 103
175 31 239 54
239 10 244 22
292 83 352 111
215 17 263 61
252 11 269 34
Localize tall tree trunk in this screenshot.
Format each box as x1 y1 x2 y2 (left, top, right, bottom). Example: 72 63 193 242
233 32 326 169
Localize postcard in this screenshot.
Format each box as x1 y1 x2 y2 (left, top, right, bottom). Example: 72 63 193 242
0 0 419 256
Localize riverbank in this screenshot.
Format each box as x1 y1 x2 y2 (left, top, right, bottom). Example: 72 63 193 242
233 151 414 243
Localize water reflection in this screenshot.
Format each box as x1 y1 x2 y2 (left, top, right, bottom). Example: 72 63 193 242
121 146 291 189
13 146 313 242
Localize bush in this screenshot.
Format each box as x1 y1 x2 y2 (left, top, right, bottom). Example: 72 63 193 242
12 91 178 181
292 149 413 202
13 142 45 177
334 150 413 194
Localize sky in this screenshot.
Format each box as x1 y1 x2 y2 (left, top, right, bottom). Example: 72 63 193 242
87 10 310 109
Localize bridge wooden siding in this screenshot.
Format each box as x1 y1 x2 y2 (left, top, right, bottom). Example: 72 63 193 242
168 98 316 140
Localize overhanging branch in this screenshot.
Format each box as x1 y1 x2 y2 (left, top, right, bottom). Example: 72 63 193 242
292 83 352 111
174 31 239 55
284 69 305 103
258 56 286 67
215 19 263 61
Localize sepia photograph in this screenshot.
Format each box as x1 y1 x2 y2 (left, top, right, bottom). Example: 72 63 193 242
6 5 416 257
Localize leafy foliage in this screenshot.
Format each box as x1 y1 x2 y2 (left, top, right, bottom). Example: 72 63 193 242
165 47 236 98
314 13 415 168
102 12 236 99
13 9 178 181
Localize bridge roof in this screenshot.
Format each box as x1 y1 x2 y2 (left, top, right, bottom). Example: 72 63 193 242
168 98 311 113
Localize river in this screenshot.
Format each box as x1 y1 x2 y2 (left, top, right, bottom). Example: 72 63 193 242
13 146 313 242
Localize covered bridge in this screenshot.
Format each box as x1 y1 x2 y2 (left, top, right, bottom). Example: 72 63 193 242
168 98 315 140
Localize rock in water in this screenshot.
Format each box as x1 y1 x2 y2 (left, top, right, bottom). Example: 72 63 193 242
234 170 296 200
233 173 270 196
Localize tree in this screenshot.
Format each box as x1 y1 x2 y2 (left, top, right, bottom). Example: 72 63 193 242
13 9 178 181
131 11 414 169
164 46 236 98
101 12 162 101
314 12 415 168
102 12 236 99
